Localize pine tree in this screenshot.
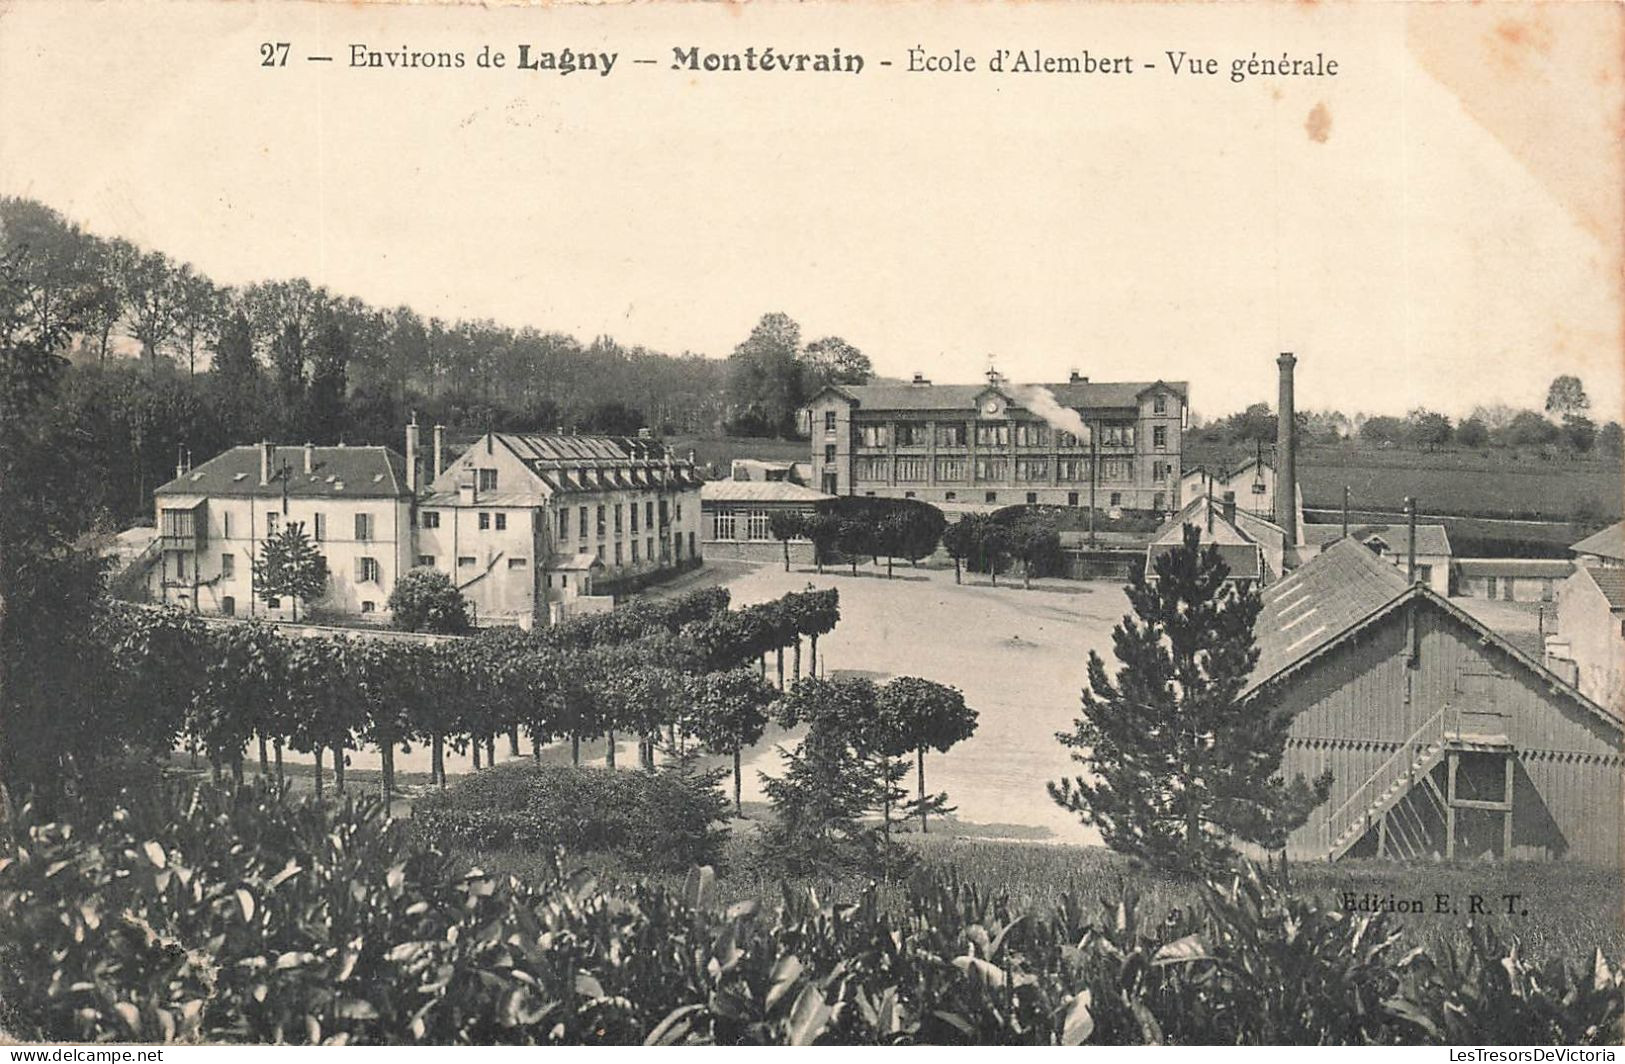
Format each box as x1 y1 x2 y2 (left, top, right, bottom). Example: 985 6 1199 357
252 522 328 621
1048 523 1330 876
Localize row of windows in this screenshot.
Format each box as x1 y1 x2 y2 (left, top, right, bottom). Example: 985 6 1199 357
215 595 376 617
557 500 680 541
712 509 776 542
850 455 1162 484
891 489 1145 508
845 420 1163 450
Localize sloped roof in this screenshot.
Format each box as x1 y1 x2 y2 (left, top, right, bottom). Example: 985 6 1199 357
1578 565 1625 611
818 379 1188 413
701 481 833 504
154 445 409 499
1247 538 1410 694
489 433 704 493
1302 521 1453 558
548 552 604 571
1571 522 1624 561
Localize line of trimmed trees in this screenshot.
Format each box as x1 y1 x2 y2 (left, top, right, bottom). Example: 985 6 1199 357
767 498 947 578
80 586 845 812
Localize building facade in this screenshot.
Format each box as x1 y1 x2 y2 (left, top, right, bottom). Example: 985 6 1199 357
1453 558 1574 603
1299 522 1453 597
151 442 414 620
700 479 832 564
1548 565 1625 711
805 371 1187 511
413 431 704 626
1571 522 1624 569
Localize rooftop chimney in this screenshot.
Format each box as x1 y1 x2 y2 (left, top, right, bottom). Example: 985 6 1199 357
1275 353 1298 545
259 440 274 486
175 444 186 480
432 424 445 478
1069 369 1088 385
405 418 420 492
911 371 931 386
303 442 315 475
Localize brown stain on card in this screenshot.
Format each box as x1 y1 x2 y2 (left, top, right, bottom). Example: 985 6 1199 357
1304 101 1331 143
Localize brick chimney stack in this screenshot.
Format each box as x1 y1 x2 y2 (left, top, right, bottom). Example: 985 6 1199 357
432 424 445 480
405 418 420 492
303 442 315 475
1275 353 1298 544
259 440 274 486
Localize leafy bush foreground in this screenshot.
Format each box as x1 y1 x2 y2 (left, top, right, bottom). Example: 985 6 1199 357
0 779 1619 1046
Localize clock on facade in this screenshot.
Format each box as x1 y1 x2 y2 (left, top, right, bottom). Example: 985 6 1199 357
980 397 1004 417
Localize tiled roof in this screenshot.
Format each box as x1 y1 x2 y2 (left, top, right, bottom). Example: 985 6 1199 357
1571 522 1625 561
154 445 409 499
1582 566 1625 610
821 379 1188 413
495 433 703 491
1454 558 1574 578
1246 538 1411 695
1147 541 1261 580
701 481 833 504
1302 521 1453 558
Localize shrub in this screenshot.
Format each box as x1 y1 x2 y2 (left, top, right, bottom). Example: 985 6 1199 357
410 759 730 872
387 567 472 633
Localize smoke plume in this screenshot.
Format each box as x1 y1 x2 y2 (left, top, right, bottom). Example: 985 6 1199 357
1011 384 1089 443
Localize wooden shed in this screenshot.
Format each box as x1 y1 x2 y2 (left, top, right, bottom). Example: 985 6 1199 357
1245 538 1622 864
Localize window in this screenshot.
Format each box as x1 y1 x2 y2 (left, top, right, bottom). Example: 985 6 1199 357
596 505 607 536
1417 564 1433 585
1099 458 1131 481
936 423 968 447
1015 457 1049 482
1109 492 1122 507
647 536 655 560
477 468 498 492
646 501 655 529
1484 576 1497 598
221 553 235 579
355 512 373 541
689 532 696 558
1058 458 1090 482
630 504 640 533
558 509 569 538
715 510 737 540
1057 430 1085 448
1153 425 1168 450
975 422 1010 447
854 456 889 480
1153 492 1165 511
422 510 440 529
508 557 528 568
497 512 507 531
1502 578 1515 601
974 457 1008 481
458 556 476 567
676 501 682 521
356 557 381 583
1015 423 1049 447
222 512 232 538
266 596 281 609
173 552 187 580
1152 461 1171 482
895 423 924 446
1026 492 1038 504
221 595 235 617
615 542 623 565
896 457 929 482
1153 394 1167 414
985 491 998 503
935 456 966 481
479 512 491 530
313 512 326 542
1099 423 1135 447
904 491 916 499
1068 491 1080 506
417 554 435 567
596 545 605 561
824 410 837 432
945 491 957 501
859 424 889 447
824 444 837 463
1541 578 1554 602
747 510 772 541
660 500 669 525
361 600 375 614
614 504 623 533
632 540 641 563
266 512 279 536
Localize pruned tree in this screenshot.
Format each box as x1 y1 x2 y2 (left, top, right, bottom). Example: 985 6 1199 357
875 677 978 834
801 512 841 575
387 566 472 633
689 667 775 815
1048 524 1331 876
768 509 804 572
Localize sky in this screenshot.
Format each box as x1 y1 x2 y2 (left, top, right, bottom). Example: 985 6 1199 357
0 0 1619 422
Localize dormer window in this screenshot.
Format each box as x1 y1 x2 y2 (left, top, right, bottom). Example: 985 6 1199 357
478 468 499 492
1153 393 1167 414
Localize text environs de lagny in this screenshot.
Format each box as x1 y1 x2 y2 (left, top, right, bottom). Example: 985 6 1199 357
346 44 867 76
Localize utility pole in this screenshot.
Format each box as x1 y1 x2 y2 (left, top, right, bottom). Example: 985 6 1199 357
1342 485 1350 539
1088 425 1097 548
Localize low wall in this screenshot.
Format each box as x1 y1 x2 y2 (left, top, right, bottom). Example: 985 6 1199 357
701 539 815 565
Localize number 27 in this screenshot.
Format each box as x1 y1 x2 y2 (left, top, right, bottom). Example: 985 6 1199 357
260 42 290 67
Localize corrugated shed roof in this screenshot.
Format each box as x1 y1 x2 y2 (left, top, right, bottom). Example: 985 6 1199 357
1454 558 1575 578
154 446 409 499
821 379 1188 413
1302 522 1453 558
1571 522 1625 560
1246 538 1411 693
701 481 833 504
1581 566 1625 610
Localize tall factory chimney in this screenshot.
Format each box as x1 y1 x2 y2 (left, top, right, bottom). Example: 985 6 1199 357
1275 353 1298 545
432 424 445 479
